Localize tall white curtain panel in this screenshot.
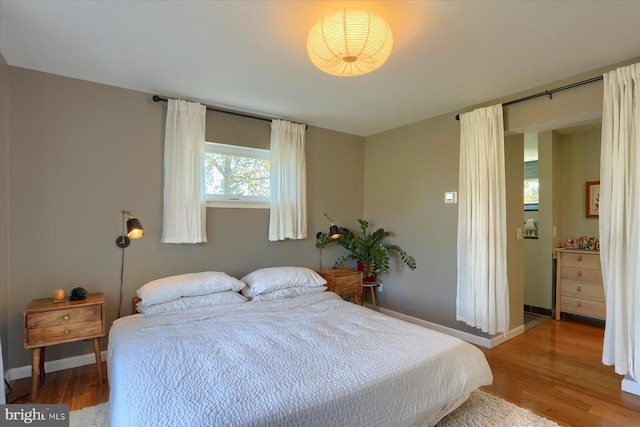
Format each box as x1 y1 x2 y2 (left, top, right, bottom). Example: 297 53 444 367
269 119 307 241
600 62 640 382
162 99 207 244
456 104 510 336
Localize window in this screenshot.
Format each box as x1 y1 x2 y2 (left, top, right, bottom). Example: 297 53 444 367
524 160 539 211
204 142 270 208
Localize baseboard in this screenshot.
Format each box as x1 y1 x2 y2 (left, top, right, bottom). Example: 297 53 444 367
622 376 640 396
5 350 107 382
524 304 553 317
376 305 523 348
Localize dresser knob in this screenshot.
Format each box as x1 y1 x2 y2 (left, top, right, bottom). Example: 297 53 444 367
63 315 69 321
577 256 582 261
577 301 582 307
577 271 582 277
577 286 582 292
64 329 70 335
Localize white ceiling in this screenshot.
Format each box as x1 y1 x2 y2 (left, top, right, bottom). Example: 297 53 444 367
1 1 639 137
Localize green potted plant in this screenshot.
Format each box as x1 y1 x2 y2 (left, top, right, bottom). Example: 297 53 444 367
316 219 417 281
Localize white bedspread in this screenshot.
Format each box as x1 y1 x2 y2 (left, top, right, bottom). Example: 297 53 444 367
108 292 492 427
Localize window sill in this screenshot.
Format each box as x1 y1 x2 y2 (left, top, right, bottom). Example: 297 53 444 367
206 200 270 209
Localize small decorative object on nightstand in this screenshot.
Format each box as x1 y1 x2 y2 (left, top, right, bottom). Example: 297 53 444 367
316 269 363 304
23 293 105 401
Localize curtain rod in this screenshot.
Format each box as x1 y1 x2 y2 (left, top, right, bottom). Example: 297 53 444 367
152 95 307 128
454 75 604 120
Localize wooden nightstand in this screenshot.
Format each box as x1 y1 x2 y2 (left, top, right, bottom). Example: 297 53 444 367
24 292 105 401
317 269 363 304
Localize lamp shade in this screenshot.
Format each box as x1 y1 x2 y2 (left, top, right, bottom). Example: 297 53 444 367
307 8 393 77
329 224 341 239
127 217 144 239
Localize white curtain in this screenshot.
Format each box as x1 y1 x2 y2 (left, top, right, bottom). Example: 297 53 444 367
600 62 640 381
162 99 207 244
268 119 307 241
456 104 510 336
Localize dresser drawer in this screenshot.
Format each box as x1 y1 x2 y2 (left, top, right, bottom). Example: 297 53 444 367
560 281 605 302
27 320 103 347
26 305 101 329
561 266 603 284
560 296 606 320
562 252 600 269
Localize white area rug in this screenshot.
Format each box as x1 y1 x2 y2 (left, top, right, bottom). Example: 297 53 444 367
69 390 559 427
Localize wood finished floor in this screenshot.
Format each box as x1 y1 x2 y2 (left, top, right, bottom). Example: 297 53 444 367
5 316 640 426
478 315 640 426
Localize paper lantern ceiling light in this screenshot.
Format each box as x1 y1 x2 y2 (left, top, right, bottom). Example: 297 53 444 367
307 8 393 77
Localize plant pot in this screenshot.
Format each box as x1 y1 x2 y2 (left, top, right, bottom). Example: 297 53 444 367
357 261 377 283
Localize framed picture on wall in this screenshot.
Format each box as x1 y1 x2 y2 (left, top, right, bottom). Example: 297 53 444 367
586 181 600 218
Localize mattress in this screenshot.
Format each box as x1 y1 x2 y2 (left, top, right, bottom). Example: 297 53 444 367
108 292 492 426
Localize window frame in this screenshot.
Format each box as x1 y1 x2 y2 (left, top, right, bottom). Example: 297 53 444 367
204 142 271 209
523 161 539 212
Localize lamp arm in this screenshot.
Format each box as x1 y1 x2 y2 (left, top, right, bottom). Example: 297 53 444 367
324 213 336 225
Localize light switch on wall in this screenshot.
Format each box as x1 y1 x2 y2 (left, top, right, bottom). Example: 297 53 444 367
516 228 522 240
444 191 457 204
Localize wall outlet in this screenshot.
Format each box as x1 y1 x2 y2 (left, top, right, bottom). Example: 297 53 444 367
553 226 557 237
378 283 382 293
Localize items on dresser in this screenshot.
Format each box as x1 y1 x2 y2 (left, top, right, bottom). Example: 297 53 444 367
555 249 604 321
23 293 105 401
316 269 363 304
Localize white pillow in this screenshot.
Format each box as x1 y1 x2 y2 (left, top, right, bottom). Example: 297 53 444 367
241 267 327 297
250 286 327 301
137 271 245 306
137 291 247 315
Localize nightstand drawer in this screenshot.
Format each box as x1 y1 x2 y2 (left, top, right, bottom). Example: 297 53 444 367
26 305 101 329
334 281 361 296
316 269 363 304
332 273 361 287
27 320 103 347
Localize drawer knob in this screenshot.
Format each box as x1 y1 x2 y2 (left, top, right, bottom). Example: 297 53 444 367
577 256 582 261
64 329 71 335
577 286 582 292
63 315 70 321
577 301 582 307
577 271 582 277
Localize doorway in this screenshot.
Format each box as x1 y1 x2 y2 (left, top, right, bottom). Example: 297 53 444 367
519 122 602 333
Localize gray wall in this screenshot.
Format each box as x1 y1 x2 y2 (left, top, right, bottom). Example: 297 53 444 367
4 67 364 369
562 128 601 238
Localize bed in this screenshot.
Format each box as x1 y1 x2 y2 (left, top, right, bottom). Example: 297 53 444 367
107 268 492 427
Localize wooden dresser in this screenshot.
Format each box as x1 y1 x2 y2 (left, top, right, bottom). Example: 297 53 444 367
316 269 363 304
556 249 605 320
24 293 105 401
